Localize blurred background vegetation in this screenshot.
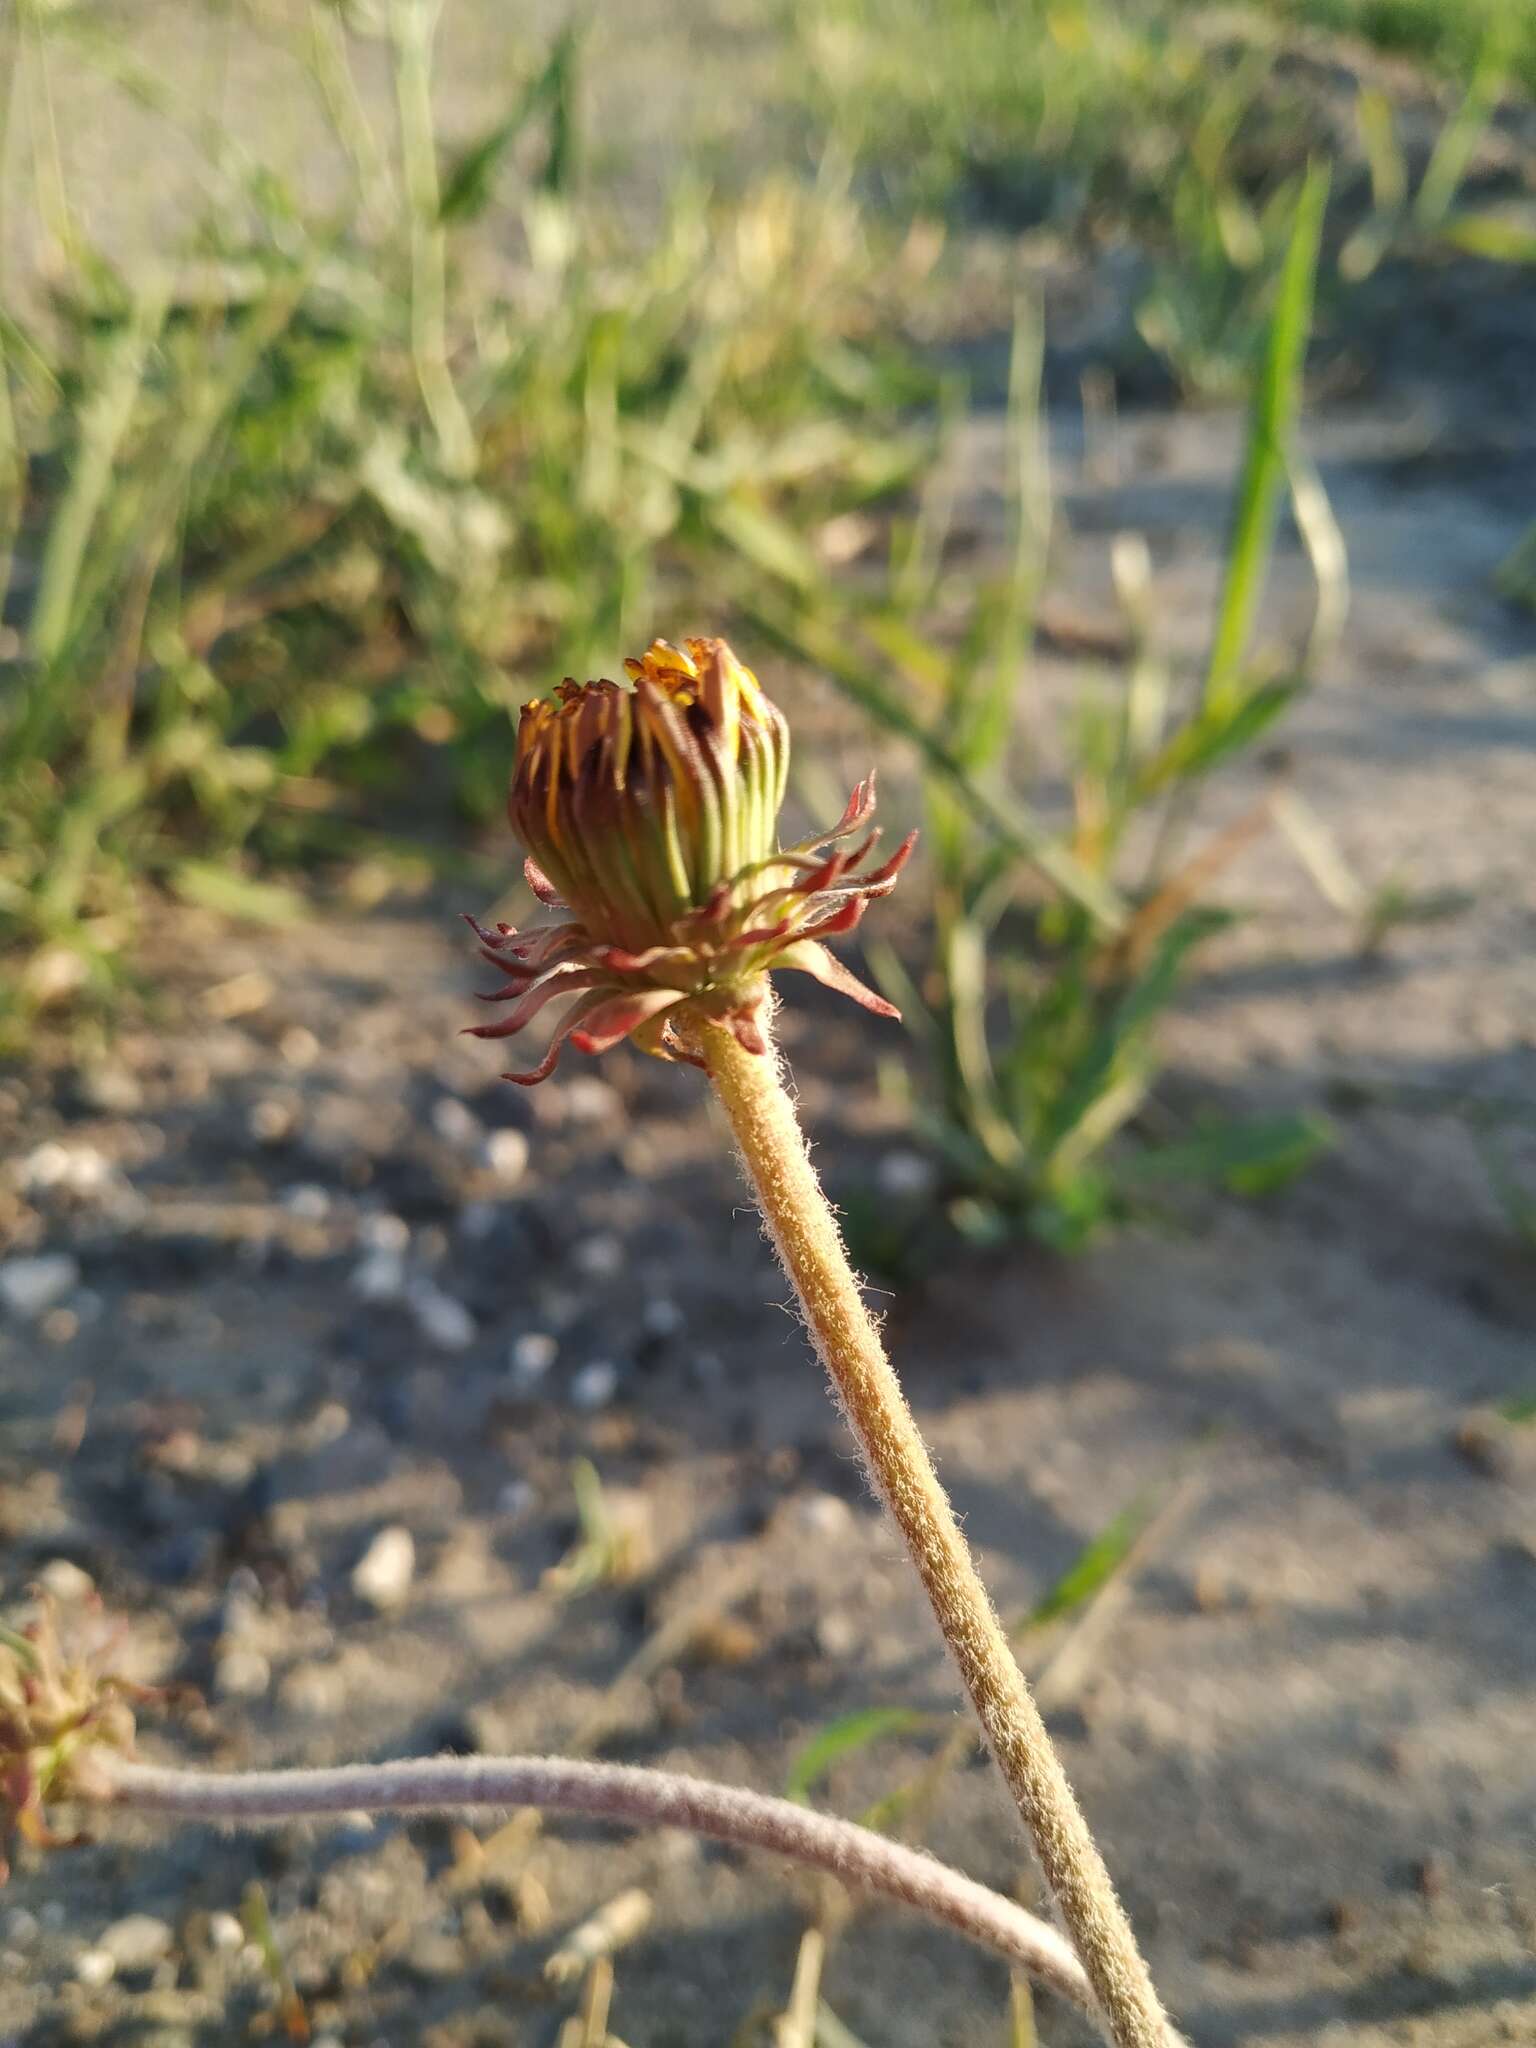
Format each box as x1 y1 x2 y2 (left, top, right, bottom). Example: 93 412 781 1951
2 0 1533 1246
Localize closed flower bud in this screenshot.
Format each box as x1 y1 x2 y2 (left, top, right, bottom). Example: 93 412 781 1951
467 636 914 1082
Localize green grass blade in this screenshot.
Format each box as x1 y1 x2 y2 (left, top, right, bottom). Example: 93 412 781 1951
1121 1112 1334 1195
785 1706 930 1807
28 283 168 666
1202 161 1329 713
739 592 1126 930
1014 1494 1160 1638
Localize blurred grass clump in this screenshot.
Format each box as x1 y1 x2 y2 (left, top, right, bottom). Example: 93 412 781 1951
0 1 933 1042
749 169 1341 1253
5 0 1528 1242
792 0 1534 397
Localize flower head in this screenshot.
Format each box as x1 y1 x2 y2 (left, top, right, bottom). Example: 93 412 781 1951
467 636 914 1081
0 1594 162 1880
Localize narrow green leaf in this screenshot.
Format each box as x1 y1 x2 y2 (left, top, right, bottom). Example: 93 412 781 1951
785 1707 930 1807
1015 1497 1158 1638
1441 212 1536 265
1122 1112 1334 1194
438 25 584 222
170 861 307 924
1203 161 1328 712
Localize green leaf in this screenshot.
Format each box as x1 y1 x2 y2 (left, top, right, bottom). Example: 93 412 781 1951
438 25 584 222
1015 1495 1158 1637
1440 212 1536 266
707 495 820 592
1203 161 1328 712
170 861 307 924
738 592 1126 931
785 1707 931 1807
1123 1112 1334 1194
1141 680 1300 791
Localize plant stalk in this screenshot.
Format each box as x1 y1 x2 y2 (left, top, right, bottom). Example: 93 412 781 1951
105 1753 1102 2028
696 1015 1174 2048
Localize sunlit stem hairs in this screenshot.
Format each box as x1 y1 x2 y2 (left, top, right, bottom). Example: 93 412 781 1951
464 636 1177 2048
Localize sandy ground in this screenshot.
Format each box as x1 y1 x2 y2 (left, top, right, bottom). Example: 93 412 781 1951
2 360 1534 2046
3 6 1536 2046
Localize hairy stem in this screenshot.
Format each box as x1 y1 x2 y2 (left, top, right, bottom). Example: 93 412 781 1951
697 1016 1174 2048
106 1754 1102 2028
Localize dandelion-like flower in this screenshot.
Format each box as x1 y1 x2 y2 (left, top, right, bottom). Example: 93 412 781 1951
466 636 914 1082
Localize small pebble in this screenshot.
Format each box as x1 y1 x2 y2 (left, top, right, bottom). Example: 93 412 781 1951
0 1254 80 1320
562 1076 620 1125
3 1910 37 1948
408 1281 476 1353
281 1184 331 1222
496 1478 536 1518
352 1526 415 1611
100 1913 174 1976
457 1200 498 1241
279 1025 321 1068
41 1307 78 1344
37 1558 93 1603
569 1360 620 1412
20 1141 113 1199
206 1912 244 1953
574 1234 624 1281
509 1331 558 1385
74 1948 116 1989
798 1493 853 1537
359 1212 410 1254
248 1098 297 1144
350 1250 406 1304
876 1147 937 1199
215 1648 272 1700
817 1610 860 1659
641 1297 685 1341
432 1096 481 1147
483 1128 530 1184
80 1065 143 1113
690 1349 725 1387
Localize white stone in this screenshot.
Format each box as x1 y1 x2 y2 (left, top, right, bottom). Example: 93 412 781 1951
562 1076 620 1124
569 1360 619 1412
206 1912 244 1953
573 1234 624 1281
36 1558 93 1603
875 1147 938 1199
798 1493 853 1537
20 1141 116 1200
215 1648 271 1700
495 1478 535 1518
482 1127 530 1184
409 1281 476 1352
100 1914 173 1973
74 1948 116 1989
0 1254 79 1319
281 1184 331 1221
509 1331 558 1384
432 1097 481 1147
359 1212 410 1254
350 1250 405 1304
352 1526 415 1611
641 1297 684 1340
